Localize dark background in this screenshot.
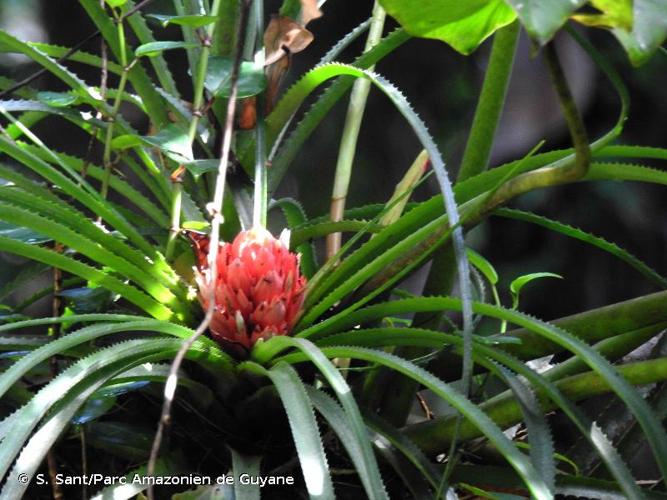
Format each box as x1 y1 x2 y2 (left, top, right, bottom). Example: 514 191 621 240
0 0 665 322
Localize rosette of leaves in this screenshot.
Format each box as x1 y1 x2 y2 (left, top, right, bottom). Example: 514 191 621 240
0 0 666 499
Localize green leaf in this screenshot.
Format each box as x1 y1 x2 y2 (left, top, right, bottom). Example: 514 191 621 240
71 395 117 425
135 41 200 58
59 287 114 314
253 337 388 500
231 449 261 500
183 159 219 179
0 222 50 244
205 57 266 98
281 346 552 499
110 134 142 150
36 91 79 107
467 248 498 285
572 0 633 30
106 0 129 7
504 0 587 44
148 14 218 28
510 272 562 308
495 208 667 289
240 361 335 499
142 123 193 163
379 0 516 54
612 0 667 65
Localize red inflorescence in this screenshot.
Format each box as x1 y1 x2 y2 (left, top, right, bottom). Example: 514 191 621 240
188 228 307 349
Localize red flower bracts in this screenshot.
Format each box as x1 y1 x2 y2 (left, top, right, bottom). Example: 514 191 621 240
188 228 307 349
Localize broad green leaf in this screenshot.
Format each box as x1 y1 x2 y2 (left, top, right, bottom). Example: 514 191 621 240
205 57 267 98
142 124 193 163
183 159 219 179
509 272 563 308
504 0 587 43
572 0 633 30
135 41 200 58
111 134 142 150
148 14 218 28
106 0 128 7
36 91 79 108
378 0 516 54
612 0 667 65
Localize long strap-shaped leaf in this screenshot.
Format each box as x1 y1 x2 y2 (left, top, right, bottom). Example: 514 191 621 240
0 30 107 107
291 327 643 499
0 319 227 402
252 337 388 500
494 207 667 288
0 236 175 320
270 65 471 355
230 449 261 500
1 339 216 495
0 337 219 482
272 346 552 500
265 29 411 191
0 203 184 309
240 361 335 499
0 136 157 258
18 144 170 226
494 365 556 493
300 297 667 483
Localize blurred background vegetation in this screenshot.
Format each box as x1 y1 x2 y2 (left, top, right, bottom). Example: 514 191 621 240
0 0 665 323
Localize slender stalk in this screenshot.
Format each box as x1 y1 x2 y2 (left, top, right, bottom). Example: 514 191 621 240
482 42 591 209
100 9 129 201
147 3 252 497
326 1 386 260
166 0 225 261
457 20 520 182
252 0 267 228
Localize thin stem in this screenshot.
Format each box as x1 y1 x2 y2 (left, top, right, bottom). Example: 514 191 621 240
326 1 386 260
166 0 224 261
100 7 129 201
457 20 520 182
483 41 591 210
252 0 267 228
147 2 252 498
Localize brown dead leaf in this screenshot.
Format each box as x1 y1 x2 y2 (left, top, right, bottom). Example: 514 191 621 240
264 15 314 63
300 0 322 26
264 15 315 111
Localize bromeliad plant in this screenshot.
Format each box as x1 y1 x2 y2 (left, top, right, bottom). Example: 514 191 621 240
0 0 666 498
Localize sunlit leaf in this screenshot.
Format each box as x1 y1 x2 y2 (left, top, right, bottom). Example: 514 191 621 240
379 0 516 54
